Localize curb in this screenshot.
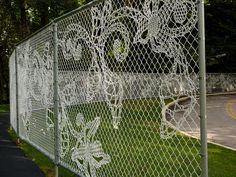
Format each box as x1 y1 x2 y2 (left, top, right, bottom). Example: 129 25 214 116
207 92 236 97
179 129 236 152
161 96 189 126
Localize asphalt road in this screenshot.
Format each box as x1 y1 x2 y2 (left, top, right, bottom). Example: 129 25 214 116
178 94 236 149
206 94 236 149
0 112 45 177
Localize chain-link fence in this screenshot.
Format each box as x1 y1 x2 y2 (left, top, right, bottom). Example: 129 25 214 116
9 0 207 176
9 50 17 132
206 73 236 94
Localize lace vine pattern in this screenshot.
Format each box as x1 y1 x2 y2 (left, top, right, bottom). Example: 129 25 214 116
14 0 200 177
206 73 236 93
17 41 33 139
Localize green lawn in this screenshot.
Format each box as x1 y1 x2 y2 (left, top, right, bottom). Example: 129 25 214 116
0 104 9 112
9 128 236 177
208 143 236 177
7 98 236 177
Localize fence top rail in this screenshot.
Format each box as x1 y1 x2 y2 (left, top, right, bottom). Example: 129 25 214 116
15 0 105 47
54 0 105 22
15 22 53 47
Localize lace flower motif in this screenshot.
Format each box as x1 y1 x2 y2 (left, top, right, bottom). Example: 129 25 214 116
72 114 111 177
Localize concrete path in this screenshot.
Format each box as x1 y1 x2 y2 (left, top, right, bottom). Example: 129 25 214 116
178 94 236 150
0 112 45 177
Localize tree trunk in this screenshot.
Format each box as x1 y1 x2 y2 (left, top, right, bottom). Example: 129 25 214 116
3 0 20 31
40 3 49 27
0 56 4 104
19 0 29 37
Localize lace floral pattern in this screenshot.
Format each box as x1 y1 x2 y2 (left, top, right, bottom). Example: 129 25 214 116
15 0 199 176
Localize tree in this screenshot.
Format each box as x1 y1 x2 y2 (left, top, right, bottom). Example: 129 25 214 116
205 0 236 72
0 0 85 104
0 0 20 104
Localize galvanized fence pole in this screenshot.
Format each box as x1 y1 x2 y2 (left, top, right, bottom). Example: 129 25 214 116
14 46 20 140
198 0 208 176
53 22 60 177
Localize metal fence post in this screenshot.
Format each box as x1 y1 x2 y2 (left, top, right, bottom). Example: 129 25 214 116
14 46 20 140
198 0 208 176
53 22 59 177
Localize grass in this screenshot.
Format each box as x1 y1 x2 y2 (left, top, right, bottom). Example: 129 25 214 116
7 98 236 177
8 128 236 177
208 143 236 177
0 104 10 112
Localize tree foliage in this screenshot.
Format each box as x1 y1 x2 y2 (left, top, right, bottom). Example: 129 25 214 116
205 0 236 72
0 0 89 103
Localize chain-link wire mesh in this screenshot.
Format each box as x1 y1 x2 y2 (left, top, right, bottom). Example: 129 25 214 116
206 73 236 94
9 50 17 132
10 0 204 176
16 25 55 159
